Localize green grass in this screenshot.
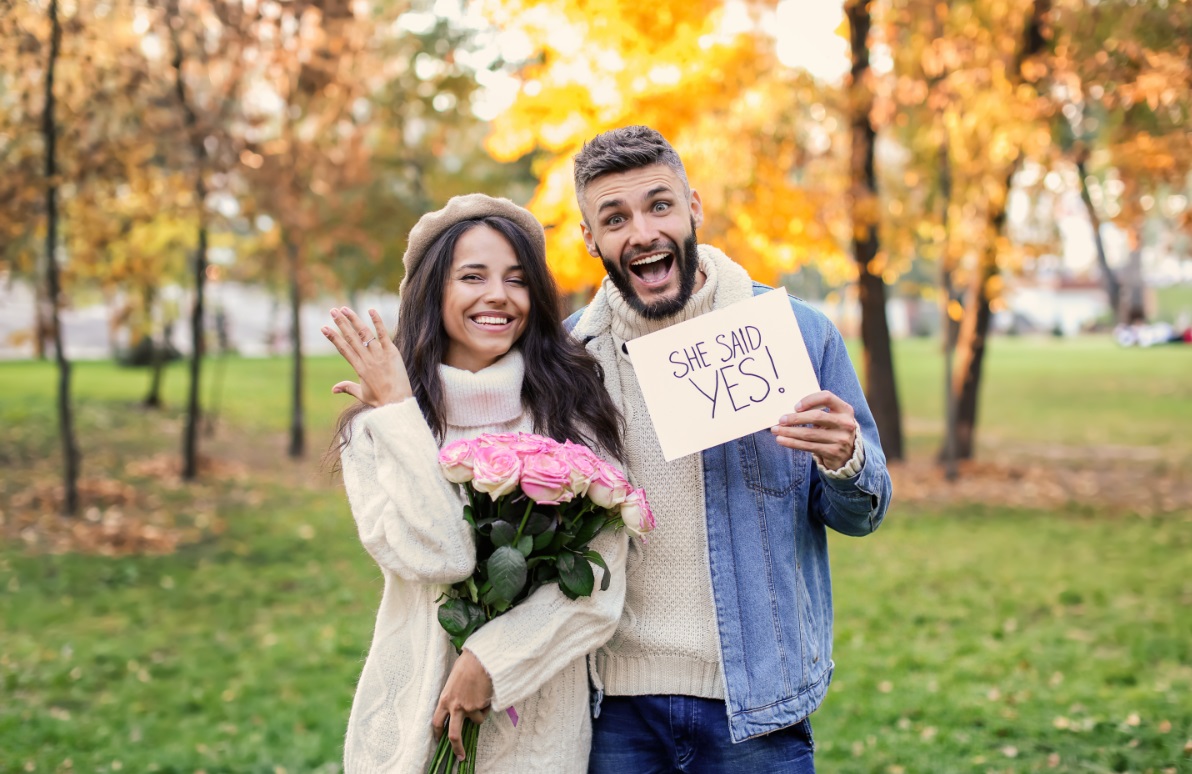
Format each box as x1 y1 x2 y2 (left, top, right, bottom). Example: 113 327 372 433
2 339 1190 773
1155 284 1192 325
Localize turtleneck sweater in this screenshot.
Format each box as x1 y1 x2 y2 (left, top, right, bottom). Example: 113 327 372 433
340 350 626 774
595 248 730 700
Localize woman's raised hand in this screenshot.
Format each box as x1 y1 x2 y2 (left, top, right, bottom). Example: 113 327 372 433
322 307 414 407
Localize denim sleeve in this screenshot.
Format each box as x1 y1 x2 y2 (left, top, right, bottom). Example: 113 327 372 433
808 322 893 536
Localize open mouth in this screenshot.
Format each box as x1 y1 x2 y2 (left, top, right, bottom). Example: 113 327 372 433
628 252 674 286
470 313 514 329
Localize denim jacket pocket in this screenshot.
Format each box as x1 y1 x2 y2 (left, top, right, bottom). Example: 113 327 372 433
738 430 808 496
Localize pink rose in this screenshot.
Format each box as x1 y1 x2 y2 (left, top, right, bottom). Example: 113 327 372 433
507 432 560 458
474 433 522 449
560 441 601 497
471 445 522 498
520 451 575 505
618 488 656 540
438 439 477 484
587 460 631 510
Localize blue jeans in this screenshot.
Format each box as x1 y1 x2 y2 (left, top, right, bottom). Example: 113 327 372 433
588 695 815 773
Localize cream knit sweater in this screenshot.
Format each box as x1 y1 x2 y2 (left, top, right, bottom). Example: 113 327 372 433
340 350 627 774
575 246 862 702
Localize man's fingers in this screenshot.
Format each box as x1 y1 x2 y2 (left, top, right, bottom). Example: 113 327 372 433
794 390 849 414
779 408 857 434
772 424 839 445
431 706 448 739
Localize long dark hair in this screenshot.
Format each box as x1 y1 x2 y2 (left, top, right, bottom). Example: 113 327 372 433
334 216 624 461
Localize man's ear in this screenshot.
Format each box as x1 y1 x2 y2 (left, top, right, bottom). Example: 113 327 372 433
580 221 600 257
689 189 704 230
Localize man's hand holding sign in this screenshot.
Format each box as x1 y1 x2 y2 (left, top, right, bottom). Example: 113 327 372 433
625 288 858 468
771 391 858 472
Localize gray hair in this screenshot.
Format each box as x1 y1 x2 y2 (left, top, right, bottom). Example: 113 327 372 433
573 126 690 217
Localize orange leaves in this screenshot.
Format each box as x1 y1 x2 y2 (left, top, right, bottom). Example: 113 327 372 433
482 0 849 291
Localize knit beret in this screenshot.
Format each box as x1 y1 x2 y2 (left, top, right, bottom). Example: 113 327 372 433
398 193 546 297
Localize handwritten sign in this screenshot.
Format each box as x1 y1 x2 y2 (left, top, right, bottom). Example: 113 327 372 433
625 289 820 461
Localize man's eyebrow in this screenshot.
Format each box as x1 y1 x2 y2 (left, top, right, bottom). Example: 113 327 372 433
596 197 625 215
645 186 674 199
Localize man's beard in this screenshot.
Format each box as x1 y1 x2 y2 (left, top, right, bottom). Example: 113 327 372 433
598 221 700 320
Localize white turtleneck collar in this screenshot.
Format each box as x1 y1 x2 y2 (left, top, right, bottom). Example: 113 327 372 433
439 349 525 429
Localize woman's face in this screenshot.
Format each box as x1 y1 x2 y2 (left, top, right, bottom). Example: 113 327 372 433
441 224 531 372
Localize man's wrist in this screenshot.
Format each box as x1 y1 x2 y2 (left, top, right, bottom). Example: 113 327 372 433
815 432 865 480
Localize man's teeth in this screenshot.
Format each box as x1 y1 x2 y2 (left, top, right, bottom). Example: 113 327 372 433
474 316 511 325
631 253 670 267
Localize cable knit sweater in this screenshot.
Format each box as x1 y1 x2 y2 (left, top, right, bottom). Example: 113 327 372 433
340 350 627 774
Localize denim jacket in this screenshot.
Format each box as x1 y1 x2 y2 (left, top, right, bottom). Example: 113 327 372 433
565 282 892 742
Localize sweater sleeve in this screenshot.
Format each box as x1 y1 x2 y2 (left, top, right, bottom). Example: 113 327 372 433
340 399 476 583
461 525 628 711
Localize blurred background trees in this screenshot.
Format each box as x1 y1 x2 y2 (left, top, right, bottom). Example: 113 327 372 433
1 0 1189 511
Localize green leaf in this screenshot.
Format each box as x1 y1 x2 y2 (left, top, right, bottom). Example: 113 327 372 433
532 520 557 551
464 576 479 603
523 511 554 536
557 552 595 599
516 534 533 557
567 512 606 548
585 549 611 592
490 521 517 548
486 546 528 605
462 504 476 527
437 598 471 637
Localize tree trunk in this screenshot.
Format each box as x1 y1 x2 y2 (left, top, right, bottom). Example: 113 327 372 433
43 0 80 515
845 0 904 461
143 285 166 408
1075 154 1123 321
288 236 305 459
1123 231 1146 322
937 139 959 480
949 0 1051 462
170 7 206 481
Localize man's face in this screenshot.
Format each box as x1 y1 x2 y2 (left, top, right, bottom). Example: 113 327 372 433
580 164 704 319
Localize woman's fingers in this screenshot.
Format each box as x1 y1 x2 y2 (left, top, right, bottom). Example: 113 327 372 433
331 308 368 356
338 307 375 347
368 308 393 350
447 709 466 761
322 323 362 371
331 380 363 402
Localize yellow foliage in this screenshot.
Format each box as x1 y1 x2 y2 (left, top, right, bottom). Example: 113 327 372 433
481 0 850 292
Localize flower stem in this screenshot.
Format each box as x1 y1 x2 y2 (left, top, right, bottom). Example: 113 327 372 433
513 498 534 544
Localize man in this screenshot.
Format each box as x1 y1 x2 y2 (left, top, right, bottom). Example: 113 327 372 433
564 125 893 773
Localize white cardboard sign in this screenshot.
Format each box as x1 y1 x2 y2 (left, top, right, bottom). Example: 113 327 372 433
625 289 821 461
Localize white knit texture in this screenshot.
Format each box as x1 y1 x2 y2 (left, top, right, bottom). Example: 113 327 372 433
341 350 627 774
574 246 757 701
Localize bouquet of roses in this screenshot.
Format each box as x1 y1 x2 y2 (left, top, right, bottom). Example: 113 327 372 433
426 432 654 774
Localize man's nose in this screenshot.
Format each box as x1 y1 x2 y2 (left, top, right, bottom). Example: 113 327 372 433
626 213 658 248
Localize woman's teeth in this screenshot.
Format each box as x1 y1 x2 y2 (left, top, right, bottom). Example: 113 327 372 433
474 316 511 326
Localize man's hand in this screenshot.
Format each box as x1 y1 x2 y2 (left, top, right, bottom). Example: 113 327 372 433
432 650 493 762
770 390 858 471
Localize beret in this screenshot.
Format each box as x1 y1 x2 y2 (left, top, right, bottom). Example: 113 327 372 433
398 193 545 297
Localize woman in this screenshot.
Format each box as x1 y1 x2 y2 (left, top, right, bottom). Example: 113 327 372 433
324 194 627 774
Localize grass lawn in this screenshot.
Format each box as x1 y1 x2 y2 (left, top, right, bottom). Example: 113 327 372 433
1 338 1190 773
